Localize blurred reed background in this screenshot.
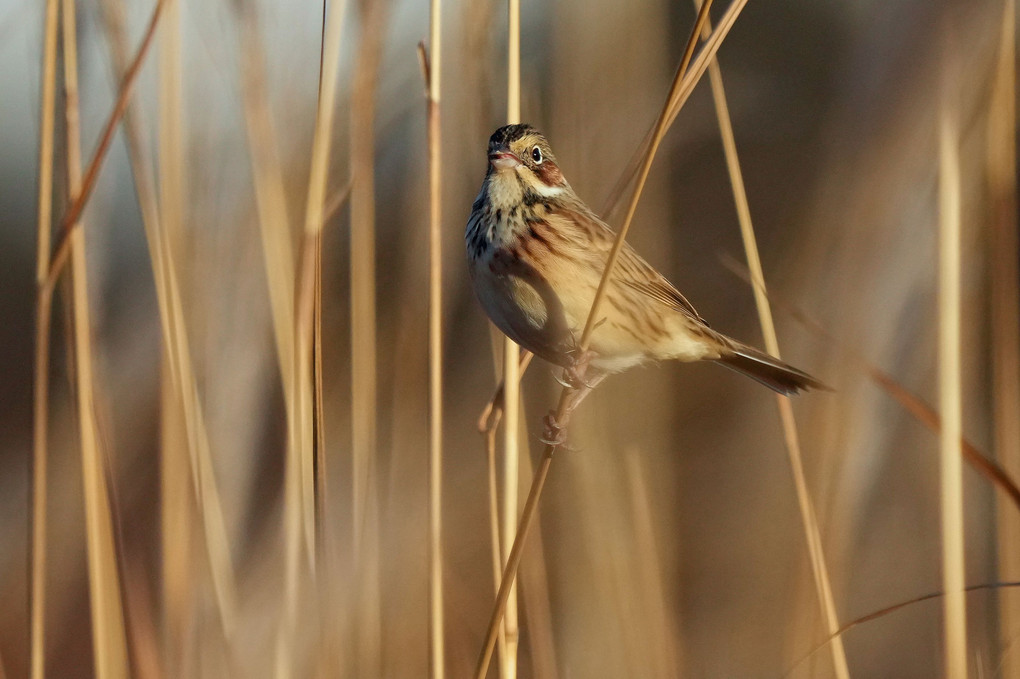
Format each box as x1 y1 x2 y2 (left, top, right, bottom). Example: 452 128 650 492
0 0 1017 677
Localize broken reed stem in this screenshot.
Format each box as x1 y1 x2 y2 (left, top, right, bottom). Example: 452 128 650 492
477 351 534 435
501 1 522 677
938 58 967 679
62 0 130 674
298 0 347 583
693 3 850 677
289 0 348 672
31 1 60 677
45 0 166 294
423 0 446 672
474 3 724 676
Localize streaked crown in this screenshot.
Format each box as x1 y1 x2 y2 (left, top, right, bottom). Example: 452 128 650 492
486 123 565 189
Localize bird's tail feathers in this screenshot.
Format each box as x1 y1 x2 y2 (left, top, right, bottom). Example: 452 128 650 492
716 343 827 395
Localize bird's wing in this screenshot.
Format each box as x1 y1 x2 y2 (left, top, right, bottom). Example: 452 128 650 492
555 202 708 327
615 245 707 326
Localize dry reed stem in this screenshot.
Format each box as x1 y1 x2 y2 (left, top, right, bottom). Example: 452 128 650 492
576 0 714 348
601 0 748 220
44 0 166 294
154 2 193 671
30 1 60 677
694 5 850 677
351 1 386 673
625 452 681 676
514 447 558 679
62 0 129 674
501 2 522 677
299 0 349 573
98 0 238 647
232 15 305 671
485 425 509 673
482 331 510 673
232 8 308 674
938 53 967 679
474 3 726 675
293 0 348 670
422 0 446 670
988 1 1020 675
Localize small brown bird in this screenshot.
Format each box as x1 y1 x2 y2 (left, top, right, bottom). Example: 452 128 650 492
466 124 823 409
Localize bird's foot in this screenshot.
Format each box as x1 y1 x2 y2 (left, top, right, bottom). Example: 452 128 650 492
540 411 568 447
563 349 597 390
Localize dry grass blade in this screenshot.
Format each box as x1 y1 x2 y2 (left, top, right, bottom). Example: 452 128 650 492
938 49 967 678
474 2 726 676
693 3 850 676
298 0 348 571
293 0 348 670
721 253 1020 511
785 582 1020 678
45 0 166 293
31 2 60 678
62 0 130 674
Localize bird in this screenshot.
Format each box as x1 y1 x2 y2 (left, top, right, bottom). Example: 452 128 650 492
465 123 823 424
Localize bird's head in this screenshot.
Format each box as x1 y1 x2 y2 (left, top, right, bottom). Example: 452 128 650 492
486 124 567 197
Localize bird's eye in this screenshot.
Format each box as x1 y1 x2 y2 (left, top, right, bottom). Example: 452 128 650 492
531 146 543 164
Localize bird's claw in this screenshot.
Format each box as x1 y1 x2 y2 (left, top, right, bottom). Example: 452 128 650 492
540 411 568 447
562 349 596 390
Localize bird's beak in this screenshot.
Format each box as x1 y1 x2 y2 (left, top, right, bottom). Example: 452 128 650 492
488 151 521 171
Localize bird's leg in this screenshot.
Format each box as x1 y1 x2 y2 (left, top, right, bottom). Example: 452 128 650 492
541 356 607 447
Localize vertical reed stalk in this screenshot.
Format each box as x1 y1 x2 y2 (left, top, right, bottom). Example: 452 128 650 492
938 54 967 679
424 0 447 671
989 3 1019 677
693 4 850 677
501 2 522 677
351 1 386 673
154 0 195 670
987 2 1020 672
31 2 60 677
62 0 129 674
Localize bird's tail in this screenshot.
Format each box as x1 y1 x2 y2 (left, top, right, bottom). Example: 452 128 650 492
716 342 827 395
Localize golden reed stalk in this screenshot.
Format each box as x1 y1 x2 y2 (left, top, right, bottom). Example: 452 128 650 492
693 2 851 676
